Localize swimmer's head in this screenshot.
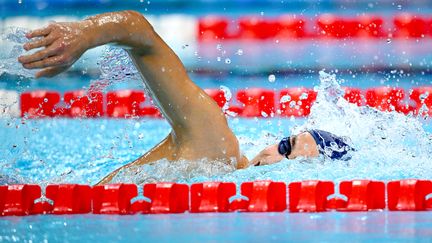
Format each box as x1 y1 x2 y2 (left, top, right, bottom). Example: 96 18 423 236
278 129 353 160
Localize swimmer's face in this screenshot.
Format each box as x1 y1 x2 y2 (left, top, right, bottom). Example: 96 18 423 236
287 132 320 159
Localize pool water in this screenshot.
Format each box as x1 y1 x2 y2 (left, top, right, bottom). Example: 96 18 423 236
1 212 431 242
1 8 432 242
1 72 432 241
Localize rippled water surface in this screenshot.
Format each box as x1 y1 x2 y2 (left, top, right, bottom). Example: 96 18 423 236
1 13 432 243
0 212 431 242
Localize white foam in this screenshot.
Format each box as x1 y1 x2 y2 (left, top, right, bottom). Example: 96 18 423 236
108 71 432 184
0 90 20 117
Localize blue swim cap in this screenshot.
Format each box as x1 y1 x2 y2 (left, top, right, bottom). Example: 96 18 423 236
308 129 353 160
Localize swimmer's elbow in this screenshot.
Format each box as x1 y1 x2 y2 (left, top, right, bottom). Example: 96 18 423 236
126 11 156 35
114 11 157 51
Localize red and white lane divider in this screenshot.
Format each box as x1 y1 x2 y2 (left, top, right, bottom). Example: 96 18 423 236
7 86 432 119
0 179 431 216
198 13 432 41
3 13 432 48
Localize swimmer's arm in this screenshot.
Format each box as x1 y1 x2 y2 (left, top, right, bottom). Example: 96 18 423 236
250 144 284 166
19 10 229 139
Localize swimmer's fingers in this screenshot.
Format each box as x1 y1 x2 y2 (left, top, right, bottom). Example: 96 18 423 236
26 25 52 39
22 56 65 70
19 42 64 64
35 66 69 78
23 35 56 51
250 155 265 166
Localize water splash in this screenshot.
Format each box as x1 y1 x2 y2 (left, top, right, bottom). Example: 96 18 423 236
230 71 432 184
89 47 140 92
0 27 37 77
0 27 140 93
1 26 431 184
104 71 432 185
111 158 235 185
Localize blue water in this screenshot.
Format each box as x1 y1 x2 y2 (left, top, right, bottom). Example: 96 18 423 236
0 212 431 242
2 5 432 241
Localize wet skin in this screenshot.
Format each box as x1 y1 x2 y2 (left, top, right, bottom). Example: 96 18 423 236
18 11 319 184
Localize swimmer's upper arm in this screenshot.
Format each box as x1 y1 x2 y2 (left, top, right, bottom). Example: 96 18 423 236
122 12 228 136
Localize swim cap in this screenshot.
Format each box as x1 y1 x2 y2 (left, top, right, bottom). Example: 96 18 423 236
278 136 292 158
308 129 353 160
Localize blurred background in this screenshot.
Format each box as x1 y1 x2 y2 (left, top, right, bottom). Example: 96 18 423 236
1 0 432 93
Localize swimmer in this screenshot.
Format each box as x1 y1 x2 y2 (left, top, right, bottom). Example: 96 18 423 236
18 11 353 184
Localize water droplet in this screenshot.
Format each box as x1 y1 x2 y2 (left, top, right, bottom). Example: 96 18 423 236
299 93 308 100
43 98 48 103
216 44 222 51
280 95 291 103
225 58 231 64
268 74 276 82
236 49 243 56
386 39 392 44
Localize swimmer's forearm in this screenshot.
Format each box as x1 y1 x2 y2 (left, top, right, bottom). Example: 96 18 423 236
85 11 157 52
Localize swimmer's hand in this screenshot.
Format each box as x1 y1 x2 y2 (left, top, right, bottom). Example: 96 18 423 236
18 21 94 78
250 144 284 166
18 11 156 78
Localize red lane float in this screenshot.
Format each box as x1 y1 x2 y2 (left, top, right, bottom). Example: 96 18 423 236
197 14 432 41
1 180 432 216
64 91 104 118
238 17 279 40
230 181 286 212
317 14 357 38
143 183 189 214
276 15 307 39
387 179 432 211
279 88 317 117
46 184 92 214
393 14 430 38
92 184 138 214
357 15 386 38
289 180 334 212
107 90 160 118
21 91 61 118
190 182 236 213
198 16 231 41
237 88 275 117
409 87 432 116
204 89 227 108
335 180 385 211
18 87 432 118
0 184 41 216
365 87 415 114
343 87 364 106
317 15 385 38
